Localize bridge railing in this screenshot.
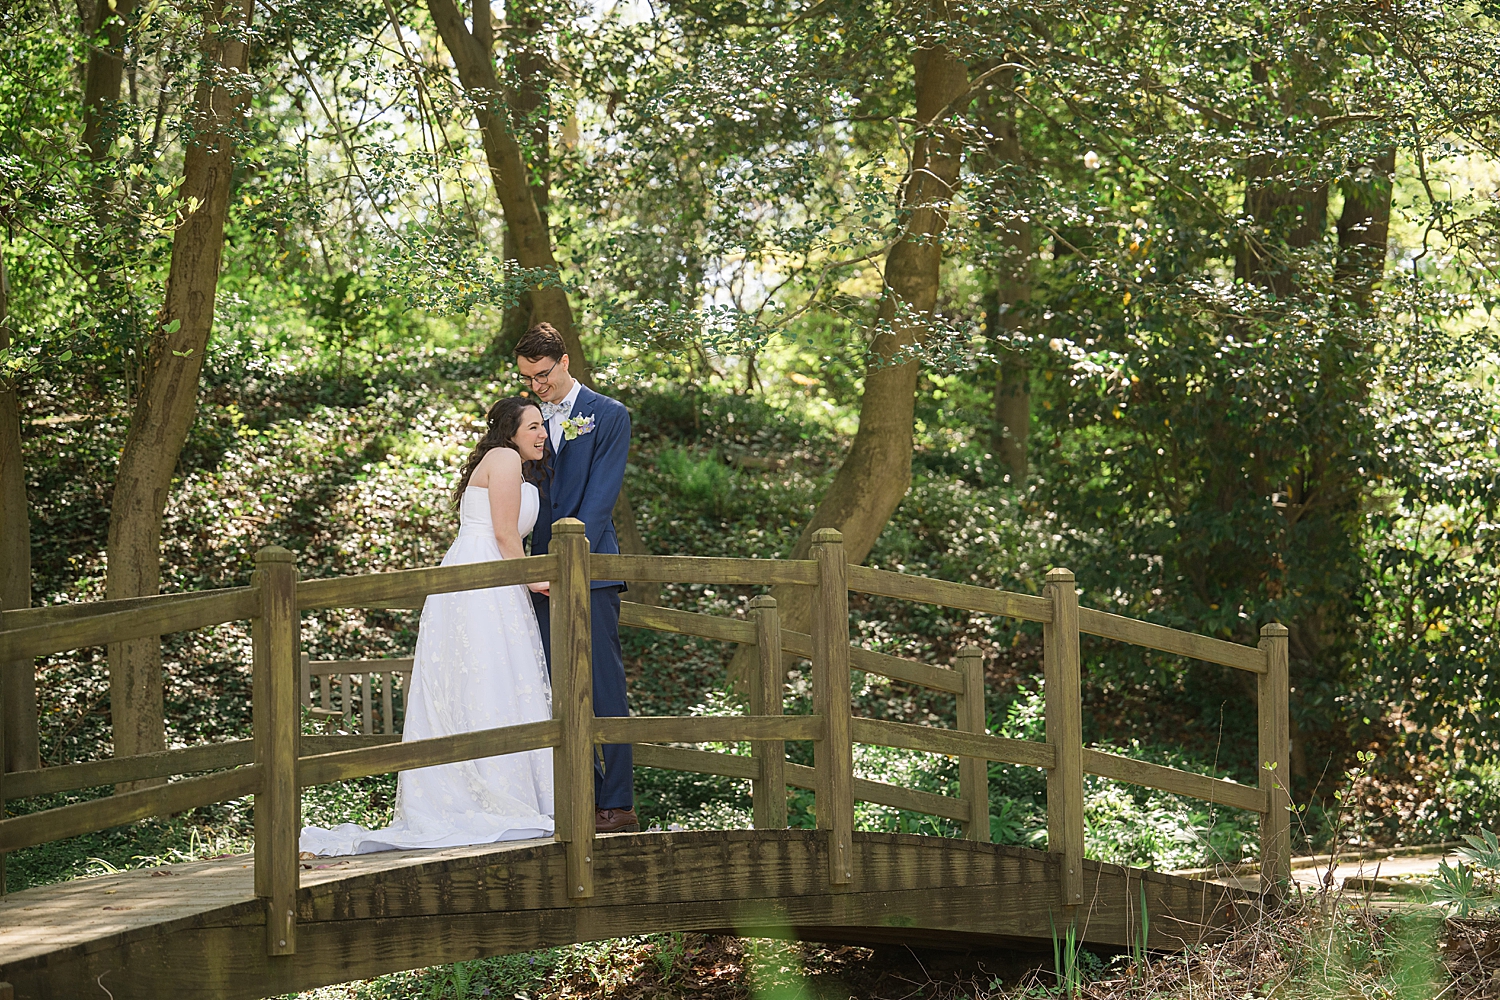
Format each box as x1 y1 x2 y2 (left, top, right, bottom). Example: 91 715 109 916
0 518 1290 958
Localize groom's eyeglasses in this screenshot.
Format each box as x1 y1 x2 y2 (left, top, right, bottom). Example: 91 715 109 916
513 361 560 387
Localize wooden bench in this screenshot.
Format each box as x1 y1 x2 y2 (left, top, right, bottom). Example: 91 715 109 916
300 655 411 735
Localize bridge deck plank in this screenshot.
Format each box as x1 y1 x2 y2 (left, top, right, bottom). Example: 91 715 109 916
1 831 1249 1000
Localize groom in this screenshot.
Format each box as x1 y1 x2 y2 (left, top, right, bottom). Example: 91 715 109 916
515 323 639 834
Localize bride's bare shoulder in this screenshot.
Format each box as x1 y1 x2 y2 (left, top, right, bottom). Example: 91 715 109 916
471 446 522 489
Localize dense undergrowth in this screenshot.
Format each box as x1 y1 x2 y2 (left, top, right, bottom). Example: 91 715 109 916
6 343 1296 892
11 343 1499 998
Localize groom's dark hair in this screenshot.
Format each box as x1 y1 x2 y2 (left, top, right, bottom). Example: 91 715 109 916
515 322 566 362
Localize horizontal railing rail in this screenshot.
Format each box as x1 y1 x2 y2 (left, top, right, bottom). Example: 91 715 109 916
850 716 1057 769
619 601 755 644
1077 607 1267 674
299 720 561 787
0 585 255 632
0 587 260 662
847 564 1053 624
297 554 556 611
1082 748 1266 814
2 735 395 801
630 744 970 822
591 554 818 586
0 765 261 854
594 715 823 745
0 519 1291 935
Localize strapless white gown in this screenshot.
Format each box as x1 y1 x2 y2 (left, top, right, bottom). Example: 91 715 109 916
299 482 555 855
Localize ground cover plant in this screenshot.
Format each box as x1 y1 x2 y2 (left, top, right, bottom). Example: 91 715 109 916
6 0 1500 993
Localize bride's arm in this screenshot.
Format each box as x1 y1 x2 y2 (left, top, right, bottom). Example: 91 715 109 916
481 449 529 562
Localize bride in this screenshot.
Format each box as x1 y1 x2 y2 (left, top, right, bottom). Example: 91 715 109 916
300 396 556 856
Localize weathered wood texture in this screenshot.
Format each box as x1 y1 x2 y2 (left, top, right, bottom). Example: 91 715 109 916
1044 568 1084 908
811 531 853 885
846 565 1052 623
749 596 787 830
781 629 966 694
0 588 259 661
955 647 989 842
300 721 561 786
296 555 555 611
1077 607 1266 673
1083 749 1266 814
252 546 299 956
594 716 822 745
592 554 817 586
0 830 1249 1000
849 717 1055 769
0 586 253 632
1259 623 1292 891
551 521 595 900
3 735 396 801
0 765 260 853
619 601 755 644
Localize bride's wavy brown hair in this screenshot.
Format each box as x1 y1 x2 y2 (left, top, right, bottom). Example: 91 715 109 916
453 396 548 508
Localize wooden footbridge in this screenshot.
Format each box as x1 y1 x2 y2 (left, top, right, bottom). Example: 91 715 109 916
0 522 1291 999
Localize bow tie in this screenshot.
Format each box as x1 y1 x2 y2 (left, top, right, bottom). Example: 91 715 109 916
540 400 569 421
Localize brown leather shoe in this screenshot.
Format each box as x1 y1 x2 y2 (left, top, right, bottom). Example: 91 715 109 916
596 808 640 834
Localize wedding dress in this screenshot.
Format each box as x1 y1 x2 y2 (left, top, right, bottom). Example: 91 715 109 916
299 482 555 855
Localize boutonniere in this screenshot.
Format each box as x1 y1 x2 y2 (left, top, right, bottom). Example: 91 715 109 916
560 414 596 441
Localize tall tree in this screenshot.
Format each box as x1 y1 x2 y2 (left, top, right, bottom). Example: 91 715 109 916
426 0 657 597
978 61 1032 479
494 0 551 357
730 22 972 683
0 239 34 773
105 0 255 766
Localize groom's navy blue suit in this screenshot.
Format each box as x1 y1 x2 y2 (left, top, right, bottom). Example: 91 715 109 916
529 384 633 812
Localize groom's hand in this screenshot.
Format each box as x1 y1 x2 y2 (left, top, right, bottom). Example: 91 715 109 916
528 581 550 595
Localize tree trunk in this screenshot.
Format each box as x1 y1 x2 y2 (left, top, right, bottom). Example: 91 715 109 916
981 64 1032 479
728 38 970 684
0 243 37 773
1335 150 1396 312
428 0 658 598
105 0 254 772
426 0 586 377
494 0 549 358
81 0 138 161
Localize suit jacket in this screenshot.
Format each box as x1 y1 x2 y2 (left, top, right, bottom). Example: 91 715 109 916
531 385 630 589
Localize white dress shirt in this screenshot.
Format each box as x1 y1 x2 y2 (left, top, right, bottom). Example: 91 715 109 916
548 380 584 452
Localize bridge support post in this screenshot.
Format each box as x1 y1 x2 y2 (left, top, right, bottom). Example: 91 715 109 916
750 595 787 830
551 520 595 900
1258 623 1291 895
253 545 300 956
956 646 990 842
811 529 852 885
1043 568 1083 908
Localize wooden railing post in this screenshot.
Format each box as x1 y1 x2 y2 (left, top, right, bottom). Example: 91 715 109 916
1258 622 1291 894
956 645 990 843
1043 567 1083 908
749 595 787 830
253 545 299 956
551 519 595 900
810 529 852 885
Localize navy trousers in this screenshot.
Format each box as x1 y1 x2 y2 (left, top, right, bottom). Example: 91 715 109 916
531 587 634 811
